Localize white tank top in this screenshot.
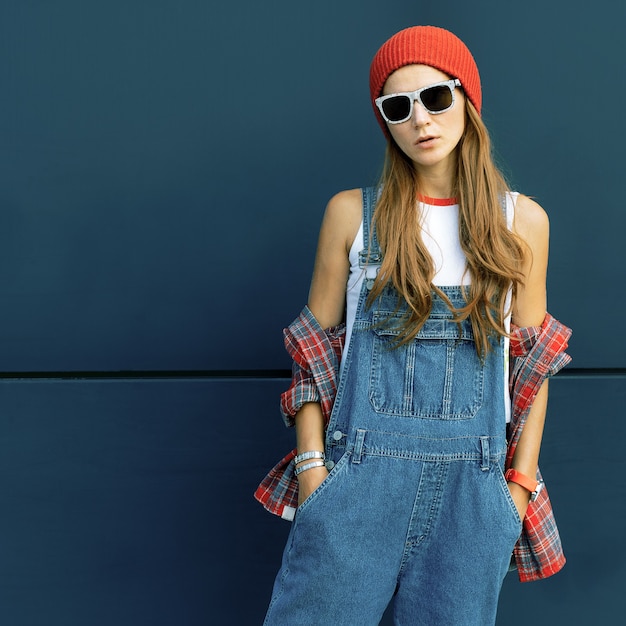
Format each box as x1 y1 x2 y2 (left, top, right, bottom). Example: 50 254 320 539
342 192 518 422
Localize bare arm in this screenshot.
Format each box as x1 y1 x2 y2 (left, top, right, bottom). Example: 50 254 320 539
295 189 362 505
509 194 550 519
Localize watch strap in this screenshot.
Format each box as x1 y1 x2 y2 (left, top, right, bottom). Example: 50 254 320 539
504 468 539 494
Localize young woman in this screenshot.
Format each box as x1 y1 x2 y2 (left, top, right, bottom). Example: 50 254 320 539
256 25 572 625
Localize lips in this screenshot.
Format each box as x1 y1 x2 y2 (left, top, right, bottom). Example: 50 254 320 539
415 135 440 150
417 135 437 145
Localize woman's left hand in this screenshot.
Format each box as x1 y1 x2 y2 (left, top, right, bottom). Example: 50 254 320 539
507 481 531 522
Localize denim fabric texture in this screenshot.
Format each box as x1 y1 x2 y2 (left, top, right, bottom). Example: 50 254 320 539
264 188 523 625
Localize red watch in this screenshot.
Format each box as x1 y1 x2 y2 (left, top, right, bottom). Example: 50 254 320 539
504 468 544 502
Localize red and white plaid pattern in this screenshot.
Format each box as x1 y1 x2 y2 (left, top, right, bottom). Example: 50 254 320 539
506 313 572 581
254 308 572 582
254 306 344 520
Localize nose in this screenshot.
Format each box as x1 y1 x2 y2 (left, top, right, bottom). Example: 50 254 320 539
412 98 431 126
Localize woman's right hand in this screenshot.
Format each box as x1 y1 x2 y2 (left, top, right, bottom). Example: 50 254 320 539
297 465 329 506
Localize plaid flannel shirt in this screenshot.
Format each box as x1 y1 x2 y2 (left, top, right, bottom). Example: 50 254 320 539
254 306 345 522
506 312 572 581
254 306 572 583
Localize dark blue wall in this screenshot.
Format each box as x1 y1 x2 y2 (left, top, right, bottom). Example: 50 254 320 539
1 376 624 625
0 1 624 624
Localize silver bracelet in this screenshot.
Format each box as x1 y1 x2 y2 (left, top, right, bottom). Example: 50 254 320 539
294 450 325 465
294 460 326 476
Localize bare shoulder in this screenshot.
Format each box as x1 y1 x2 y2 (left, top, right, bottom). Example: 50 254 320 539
511 194 549 326
328 187 363 207
308 188 362 327
513 194 550 250
321 188 363 253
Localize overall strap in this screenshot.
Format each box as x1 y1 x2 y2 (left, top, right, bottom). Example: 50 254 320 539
358 186 382 284
500 192 514 230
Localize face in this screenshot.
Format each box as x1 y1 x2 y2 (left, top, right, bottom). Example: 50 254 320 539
382 64 466 178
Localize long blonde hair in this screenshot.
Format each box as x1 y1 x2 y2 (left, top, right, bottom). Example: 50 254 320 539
368 100 526 357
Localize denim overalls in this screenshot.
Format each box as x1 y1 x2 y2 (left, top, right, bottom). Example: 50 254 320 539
264 188 522 626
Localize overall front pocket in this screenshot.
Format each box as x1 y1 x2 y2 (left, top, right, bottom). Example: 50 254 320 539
369 313 484 419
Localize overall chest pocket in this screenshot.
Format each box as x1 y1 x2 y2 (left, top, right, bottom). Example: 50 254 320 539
369 313 484 419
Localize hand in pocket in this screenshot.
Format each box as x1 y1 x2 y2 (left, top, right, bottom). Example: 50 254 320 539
297 466 329 506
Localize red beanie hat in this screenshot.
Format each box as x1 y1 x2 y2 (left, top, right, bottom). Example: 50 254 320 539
369 26 482 134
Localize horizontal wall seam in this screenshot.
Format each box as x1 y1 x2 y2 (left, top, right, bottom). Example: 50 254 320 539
0 367 624 382
0 370 293 381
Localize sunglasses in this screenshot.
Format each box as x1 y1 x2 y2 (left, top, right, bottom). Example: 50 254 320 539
375 79 462 124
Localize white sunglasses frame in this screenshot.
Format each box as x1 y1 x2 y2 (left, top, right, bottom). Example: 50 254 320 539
375 79 462 124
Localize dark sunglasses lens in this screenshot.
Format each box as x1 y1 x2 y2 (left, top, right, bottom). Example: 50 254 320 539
421 85 453 112
382 96 411 122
